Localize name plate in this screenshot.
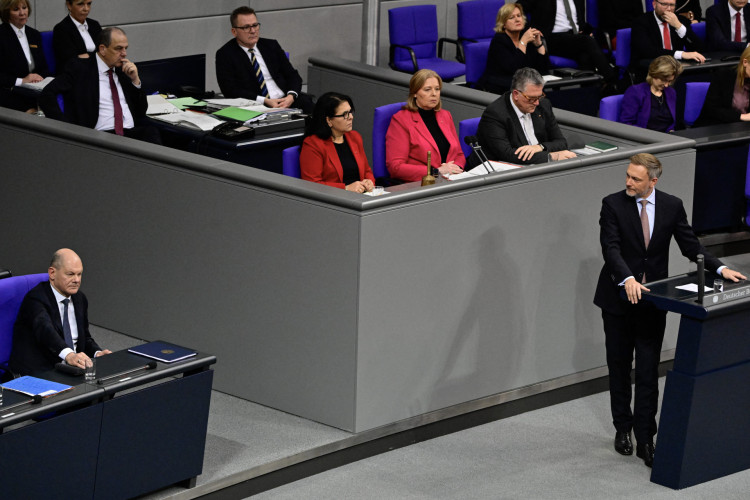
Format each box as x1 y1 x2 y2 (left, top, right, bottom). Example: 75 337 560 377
705 284 750 305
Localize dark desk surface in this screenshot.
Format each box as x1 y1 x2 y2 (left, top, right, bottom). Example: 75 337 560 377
0 347 216 429
674 121 750 148
544 73 604 90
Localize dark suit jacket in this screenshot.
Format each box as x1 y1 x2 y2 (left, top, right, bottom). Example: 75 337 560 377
215 38 302 100
471 91 568 166
706 2 750 52
39 55 147 129
9 281 101 376
300 131 375 189
52 15 102 74
694 67 746 126
480 31 549 93
0 23 49 111
598 0 643 38
593 189 722 315
631 11 705 63
519 0 589 36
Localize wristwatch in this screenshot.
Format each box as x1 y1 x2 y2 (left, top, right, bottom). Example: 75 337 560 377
539 143 546 151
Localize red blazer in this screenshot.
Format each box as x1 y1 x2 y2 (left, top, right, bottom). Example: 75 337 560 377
300 130 375 189
385 108 466 182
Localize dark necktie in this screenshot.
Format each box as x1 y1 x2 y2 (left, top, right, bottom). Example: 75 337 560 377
250 49 269 97
736 12 742 43
662 22 672 50
107 69 124 135
62 298 74 349
562 0 578 34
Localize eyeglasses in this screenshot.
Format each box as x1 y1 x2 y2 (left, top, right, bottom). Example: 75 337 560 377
233 23 261 32
518 91 546 103
654 1 676 9
331 109 354 119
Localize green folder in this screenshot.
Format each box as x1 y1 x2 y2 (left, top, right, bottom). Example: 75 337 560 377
167 97 207 110
211 107 264 122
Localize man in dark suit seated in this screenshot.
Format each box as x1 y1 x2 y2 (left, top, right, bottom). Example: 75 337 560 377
519 0 617 85
706 0 750 52
10 249 112 376
632 0 706 72
593 153 745 467
215 6 312 114
469 67 576 166
39 26 161 145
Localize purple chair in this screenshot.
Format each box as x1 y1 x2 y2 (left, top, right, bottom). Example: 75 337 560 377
684 81 710 127
282 145 301 178
0 273 49 378
692 21 706 41
388 5 466 80
41 31 56 75
456 0 504 54
464 41 491 88
458 117 481 159
372 102 406 179
599 94 624 122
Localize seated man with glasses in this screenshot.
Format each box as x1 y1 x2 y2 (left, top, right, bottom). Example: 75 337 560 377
632 0 706 73
468 67 576 166
215 6 312 113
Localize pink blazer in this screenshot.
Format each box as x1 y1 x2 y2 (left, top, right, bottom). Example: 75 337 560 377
300 130 375 189
385 108 466 182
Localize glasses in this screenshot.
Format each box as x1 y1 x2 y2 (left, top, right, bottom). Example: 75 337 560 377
331 109 354 119
654 1 676 9
233 23 261 32
518 91 545 103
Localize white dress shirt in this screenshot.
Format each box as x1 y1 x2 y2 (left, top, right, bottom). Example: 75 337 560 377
552 0 579 33
729 4 748 45
654 11 688 60
242 43 286 104
13 25 34 87
70 14 96 53
50 283 79 361
510 96 539 146
94 53 135 131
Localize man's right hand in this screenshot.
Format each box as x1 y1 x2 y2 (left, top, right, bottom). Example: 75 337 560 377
550 150 577 161
624 277 650 304
662 11 683 30
682 51 706 63
65 351 91 369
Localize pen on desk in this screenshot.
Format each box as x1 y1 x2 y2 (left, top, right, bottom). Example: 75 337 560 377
96 361 157 384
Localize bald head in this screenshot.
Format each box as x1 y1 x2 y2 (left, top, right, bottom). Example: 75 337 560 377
49 248 83 297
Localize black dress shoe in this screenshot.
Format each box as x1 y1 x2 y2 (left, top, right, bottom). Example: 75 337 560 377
614 431 633 455
636 442 655 467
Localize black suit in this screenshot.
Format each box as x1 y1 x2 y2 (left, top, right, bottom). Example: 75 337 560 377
631 11 705 66
215 37 310 112
9 281 102 376
518 0 614 80
39 55 147 130
0 23 49 111
593 189 722 443
706 2 750 52
694 67 747 126
52 15 102 74
470 91 568 166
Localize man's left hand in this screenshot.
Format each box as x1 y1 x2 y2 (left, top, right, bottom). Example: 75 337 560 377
721 268 747 282
95 349 113 357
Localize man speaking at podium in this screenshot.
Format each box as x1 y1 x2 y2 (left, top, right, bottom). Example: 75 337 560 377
593 153 745 468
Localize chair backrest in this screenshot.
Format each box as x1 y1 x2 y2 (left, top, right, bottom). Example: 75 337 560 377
282 145 301 178
41 31 56 75
586 0 599 28
458 117 481 159
684 81 710 127
599 94 624 122
692 21 706 41
645 1 654 12
464 41 491 87
0 273 49 365
372 102 406 179
389 5 439 63
457 0 504 49
615 28 632 68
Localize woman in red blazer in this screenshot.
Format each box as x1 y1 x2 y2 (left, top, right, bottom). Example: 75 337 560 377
300 92 376 192
385 69 465 182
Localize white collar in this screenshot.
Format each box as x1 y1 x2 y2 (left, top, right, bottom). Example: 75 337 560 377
69 14 88 30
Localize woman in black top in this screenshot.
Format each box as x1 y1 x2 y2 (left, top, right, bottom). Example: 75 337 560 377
480 2 548 94
52 0 102 73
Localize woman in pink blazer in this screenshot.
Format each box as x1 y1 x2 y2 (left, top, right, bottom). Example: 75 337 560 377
300 92 375 192
385 69 466 182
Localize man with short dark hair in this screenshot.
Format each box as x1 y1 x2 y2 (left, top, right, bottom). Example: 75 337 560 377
593 154 745 467
706 0 750 52
632 0 706 68
215 6 312 113
40 26 160 144
470 67 576 165
10 248 112 376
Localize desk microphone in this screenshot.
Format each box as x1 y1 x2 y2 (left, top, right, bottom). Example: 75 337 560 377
696 254 705 304
464 135 495 173
0 394 43 413
96 361 157 385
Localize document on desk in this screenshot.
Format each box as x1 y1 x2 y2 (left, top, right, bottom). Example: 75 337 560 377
204 98 255 108
1 376 72 397
676 284 714 293
447 161 520 180
151 110 223 131
20 76 54 91
147 95 180 115
129 340 197 363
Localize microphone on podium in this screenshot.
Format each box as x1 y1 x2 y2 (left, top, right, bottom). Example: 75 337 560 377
464 135 495 173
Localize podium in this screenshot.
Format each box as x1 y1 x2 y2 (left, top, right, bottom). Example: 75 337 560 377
640 272 750 489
